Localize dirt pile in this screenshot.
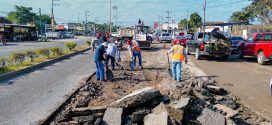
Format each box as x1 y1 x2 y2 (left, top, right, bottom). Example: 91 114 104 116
43 44 270 125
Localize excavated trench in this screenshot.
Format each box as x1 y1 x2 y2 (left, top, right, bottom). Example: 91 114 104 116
42 43 270 125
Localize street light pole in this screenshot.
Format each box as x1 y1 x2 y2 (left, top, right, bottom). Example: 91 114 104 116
51 0 59 31
39 8 42 35
85 11 90 36
109 0 112 33
203 0 207 39
186 10 189 33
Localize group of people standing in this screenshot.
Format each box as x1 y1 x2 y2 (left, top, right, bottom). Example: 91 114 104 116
93 33 187 83
93 35 142 82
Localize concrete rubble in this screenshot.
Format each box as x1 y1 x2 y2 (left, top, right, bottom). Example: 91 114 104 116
112 87 162 109
197 108 226 125
44 46 270 125
102 108 123 125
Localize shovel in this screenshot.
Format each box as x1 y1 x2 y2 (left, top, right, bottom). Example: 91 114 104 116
106 65 114 81
130 57 135 71
167 54 172 77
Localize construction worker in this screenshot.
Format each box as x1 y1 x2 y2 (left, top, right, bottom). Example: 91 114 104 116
127 38 143 70
167 40 188 82
106 38 117 70
94 42 108 81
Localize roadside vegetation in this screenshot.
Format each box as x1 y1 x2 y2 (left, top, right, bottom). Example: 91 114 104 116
0 44 88 75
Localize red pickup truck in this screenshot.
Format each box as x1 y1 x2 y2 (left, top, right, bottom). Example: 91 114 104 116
237 32 272 65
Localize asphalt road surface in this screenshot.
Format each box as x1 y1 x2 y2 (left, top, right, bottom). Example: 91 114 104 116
189 54 272 120
0 37 92 57
0 51 94 125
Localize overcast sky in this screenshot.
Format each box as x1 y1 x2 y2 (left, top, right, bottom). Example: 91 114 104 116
0 0 251 26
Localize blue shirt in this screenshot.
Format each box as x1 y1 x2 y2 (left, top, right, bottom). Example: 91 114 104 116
94 45 106 62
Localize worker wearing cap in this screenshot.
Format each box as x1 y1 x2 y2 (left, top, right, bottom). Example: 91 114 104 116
167 40 188 82
94 42 107 81
127 38 143 70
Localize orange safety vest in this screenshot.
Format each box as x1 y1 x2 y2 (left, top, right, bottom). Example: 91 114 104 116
133 42 141 52
172 45 185 61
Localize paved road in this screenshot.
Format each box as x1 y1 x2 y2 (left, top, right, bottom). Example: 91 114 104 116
0 51 95 125
189 54 272 120
0 37 92 57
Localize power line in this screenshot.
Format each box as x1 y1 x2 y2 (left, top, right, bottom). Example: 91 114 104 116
207 0 246 8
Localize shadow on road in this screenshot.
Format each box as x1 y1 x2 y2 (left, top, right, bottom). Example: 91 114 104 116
195 54 272 65
0 43 19 46
196 75 219 79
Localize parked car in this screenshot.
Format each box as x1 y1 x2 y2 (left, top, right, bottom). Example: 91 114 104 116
229 36 244 53
171 35 187 46
186 32 231 60
159 32 172 43
63 32 74 38
237 32 272 65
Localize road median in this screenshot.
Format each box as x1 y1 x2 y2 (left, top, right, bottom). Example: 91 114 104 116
0 47 91 82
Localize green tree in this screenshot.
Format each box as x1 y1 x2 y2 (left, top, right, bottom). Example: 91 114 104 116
229 11 253 24
179 19 188 30
189 13 202 28
38 14 51 24
230 0 272 24
7 5 36 24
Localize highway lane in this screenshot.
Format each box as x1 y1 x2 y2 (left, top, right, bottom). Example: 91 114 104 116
0 50 94 125
189 54 272 120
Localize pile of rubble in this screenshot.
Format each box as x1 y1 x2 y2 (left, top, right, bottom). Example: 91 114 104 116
44 44 270 125
44 67 269 125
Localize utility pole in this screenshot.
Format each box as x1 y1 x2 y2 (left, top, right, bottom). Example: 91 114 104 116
203 0 207 40
39 8 42 35
156 15 163 29
85 11 90 36
51 0 59 31
166 10 171 32
113 5 118 27
109 0 112 33
186 10 189 32
94 17 98 31
77 13 80 35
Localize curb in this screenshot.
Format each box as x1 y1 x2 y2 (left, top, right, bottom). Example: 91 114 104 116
0 47 91 82
184 59 210 81
40 72 96 125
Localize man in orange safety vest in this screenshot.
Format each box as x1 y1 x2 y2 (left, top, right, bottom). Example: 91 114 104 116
167 40 188 82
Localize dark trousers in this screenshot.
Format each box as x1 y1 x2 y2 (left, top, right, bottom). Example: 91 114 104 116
106 55 115 70
133 52 142 67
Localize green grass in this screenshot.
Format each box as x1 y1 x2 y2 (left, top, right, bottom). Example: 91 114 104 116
0 46 89 75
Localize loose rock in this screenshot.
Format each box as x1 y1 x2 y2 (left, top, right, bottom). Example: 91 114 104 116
169 98 190 110
197 108 226 125
144 112 170 125
214 104 238 118
206 85 226 95
112 87 162 109
72 115 94 123
102 108 123 125
131 110 150 123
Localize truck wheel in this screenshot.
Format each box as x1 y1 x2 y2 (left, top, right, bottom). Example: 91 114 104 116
195 48 201 60
186 45 190 55
257 51 266 65
237 48 243 59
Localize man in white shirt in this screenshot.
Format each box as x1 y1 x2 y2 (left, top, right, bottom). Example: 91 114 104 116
106 39 117 70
